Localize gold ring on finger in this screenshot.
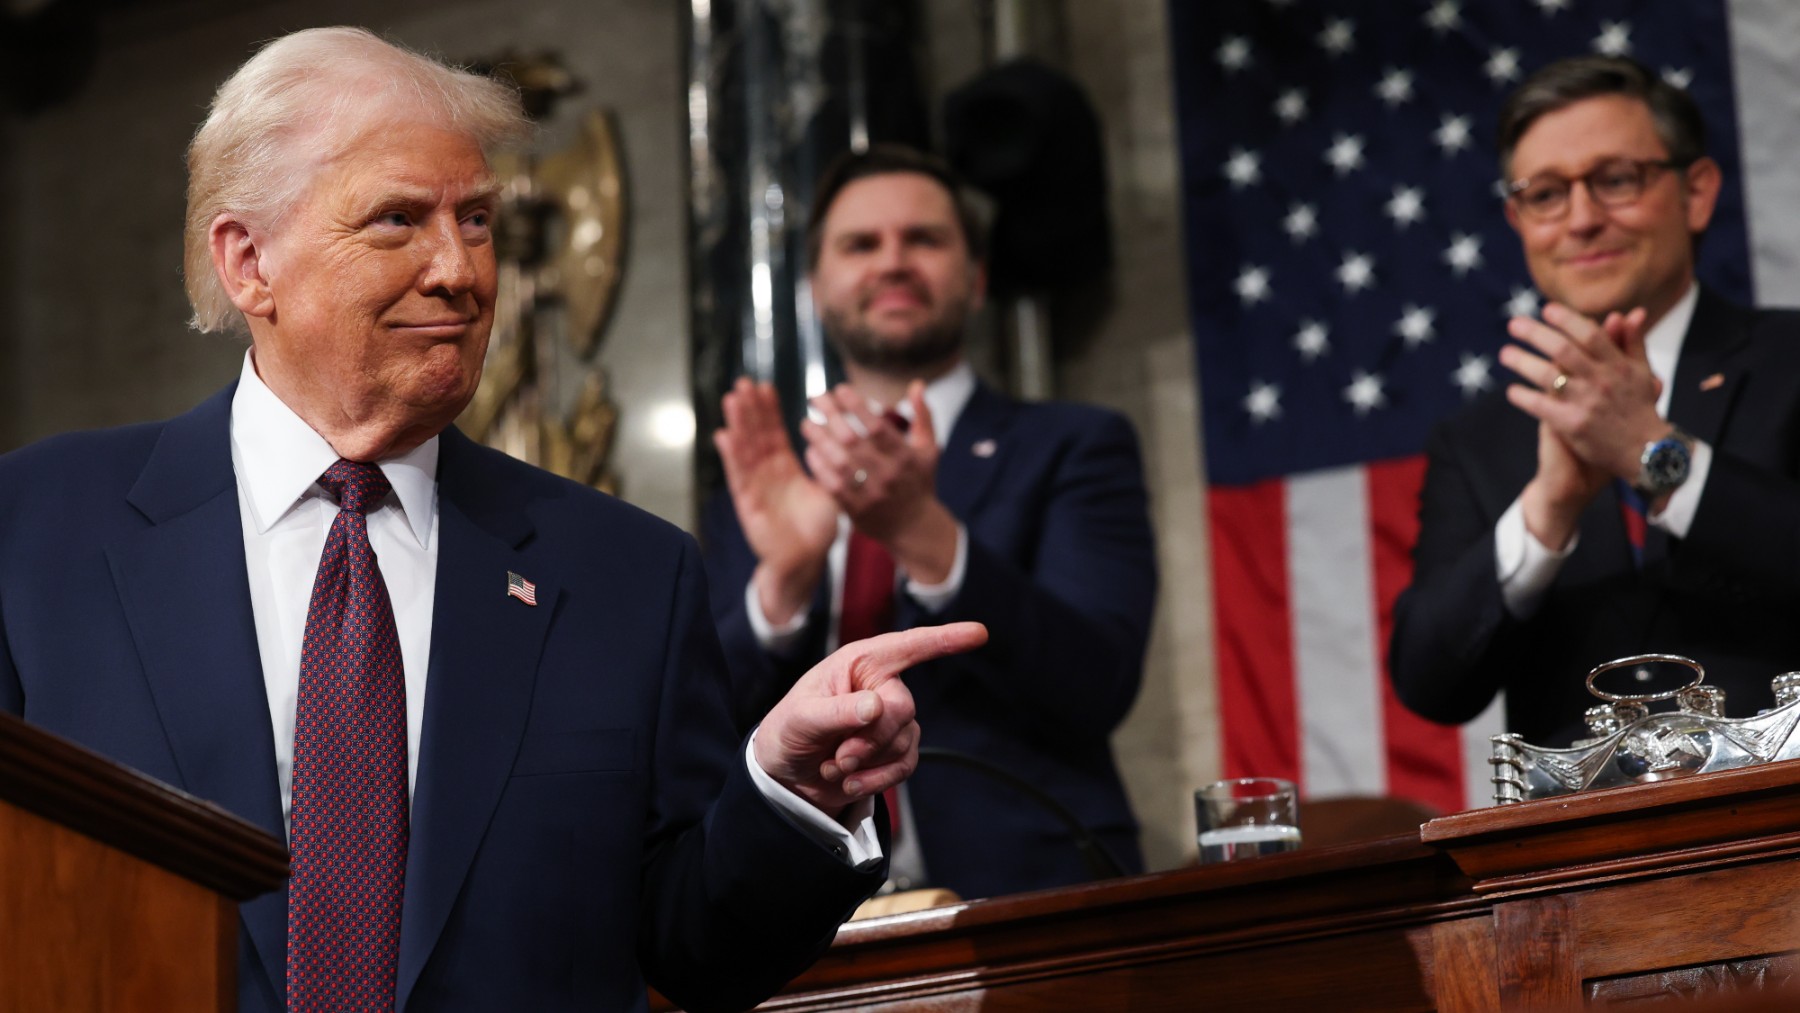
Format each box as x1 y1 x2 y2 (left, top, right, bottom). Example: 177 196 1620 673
1551 372 1571 394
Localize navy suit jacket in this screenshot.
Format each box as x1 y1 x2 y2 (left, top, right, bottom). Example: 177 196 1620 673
0 384 882 1012
702 381 1157 900
1391 290 1800 747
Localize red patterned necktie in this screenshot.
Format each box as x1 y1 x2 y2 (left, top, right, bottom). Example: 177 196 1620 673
839 412 910 648
288 460 408 1011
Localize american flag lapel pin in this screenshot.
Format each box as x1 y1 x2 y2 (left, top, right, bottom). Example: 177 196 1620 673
971 438 997 459
506 571 538 606
1699 373 1725 392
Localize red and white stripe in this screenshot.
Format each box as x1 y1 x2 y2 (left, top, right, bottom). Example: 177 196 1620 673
1209 457 1504 813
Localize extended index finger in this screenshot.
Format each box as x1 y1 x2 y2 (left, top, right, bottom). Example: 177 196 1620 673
849 623 988 689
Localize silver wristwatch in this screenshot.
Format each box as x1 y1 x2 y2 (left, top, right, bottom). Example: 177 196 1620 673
1634 427 1695 498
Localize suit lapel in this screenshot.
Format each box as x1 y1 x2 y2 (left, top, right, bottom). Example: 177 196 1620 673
936 382 1013 522
1666 288 1752 449
397 429 555 1008
103 384 289 996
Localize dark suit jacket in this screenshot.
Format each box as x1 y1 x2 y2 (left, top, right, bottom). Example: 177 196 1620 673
1391 290 1800 747
702 381 1157 900
0 384 883 1013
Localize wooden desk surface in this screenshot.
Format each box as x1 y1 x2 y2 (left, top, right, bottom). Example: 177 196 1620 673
740 761 1800 1011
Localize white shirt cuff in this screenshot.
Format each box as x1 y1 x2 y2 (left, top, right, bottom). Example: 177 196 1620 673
1496 495 1577 619
744 729 883 869
1647 438 1711 538
903 523 967 614
744 578 810 654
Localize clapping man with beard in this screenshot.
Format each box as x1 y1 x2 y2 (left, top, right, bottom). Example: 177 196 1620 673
703 144 1159 901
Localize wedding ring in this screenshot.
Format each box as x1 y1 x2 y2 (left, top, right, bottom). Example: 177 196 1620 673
852 468 868 488
1551 372 1571 394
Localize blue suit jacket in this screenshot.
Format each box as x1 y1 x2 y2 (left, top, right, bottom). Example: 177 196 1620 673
702 381 1157 900
0 384 882 1012
1392 290 1800 747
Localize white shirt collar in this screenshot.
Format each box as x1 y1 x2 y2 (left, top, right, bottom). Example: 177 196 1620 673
886 360 976 450
228 350 438 548
1645 280 1699 419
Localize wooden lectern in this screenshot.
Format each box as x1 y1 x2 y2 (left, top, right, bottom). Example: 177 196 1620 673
723 760 1800 1010
0 711 288 1012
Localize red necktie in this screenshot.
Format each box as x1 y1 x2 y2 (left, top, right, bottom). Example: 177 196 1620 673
287 460 408 1011
839 411 910 647
1617 480 1648 567
839 532 897 647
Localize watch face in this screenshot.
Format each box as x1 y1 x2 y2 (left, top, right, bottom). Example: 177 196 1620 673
1640 436 1692 493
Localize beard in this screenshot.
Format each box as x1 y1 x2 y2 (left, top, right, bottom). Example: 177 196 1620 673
821 288 969 374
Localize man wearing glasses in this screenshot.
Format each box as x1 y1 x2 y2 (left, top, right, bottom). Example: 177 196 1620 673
1390 56 1800 748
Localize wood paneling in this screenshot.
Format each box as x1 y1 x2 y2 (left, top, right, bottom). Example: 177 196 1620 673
695 762 1800 1011
0 711 287 1011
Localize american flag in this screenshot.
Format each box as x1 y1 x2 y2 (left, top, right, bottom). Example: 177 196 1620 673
507 571 538 606
1169 0 1752 812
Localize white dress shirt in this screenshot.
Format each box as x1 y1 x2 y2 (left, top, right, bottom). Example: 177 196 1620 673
229 352 877 865
1498 283 1714 616
230 353 440 825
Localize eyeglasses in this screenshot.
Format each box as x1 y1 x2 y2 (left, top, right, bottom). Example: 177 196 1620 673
1505 158 1689 222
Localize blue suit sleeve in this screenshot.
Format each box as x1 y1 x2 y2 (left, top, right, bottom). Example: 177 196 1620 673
699 491 825 734
0 600 18 716
637 536 881 1012
1388 420 1520 725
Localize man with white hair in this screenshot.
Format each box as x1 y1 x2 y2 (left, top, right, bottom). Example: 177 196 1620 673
0 26 983 1012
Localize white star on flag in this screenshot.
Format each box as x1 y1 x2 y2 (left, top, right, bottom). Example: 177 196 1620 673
1293 320 1330 362
1217 36 1252 73
1663 67 1693 90
1505 286 1542 319
1336 252 1375 294
1244 381 1282 424
1424 1 1461 34
1443 233 1483 275
1224 148 1261 189
1235 265 1271 305
1534 0 1570 12
1343 370 1387 415
1325 133 1366 175
1434 114 1472 156
1485 48 1521 85
1395 305 1436 348
1274 88 1308 125
1375 68 1414 107
1283 203 1318 242
1453 353 1494 397
1318 18 1355 56
1595 21 1632 56
1385 186 1425 228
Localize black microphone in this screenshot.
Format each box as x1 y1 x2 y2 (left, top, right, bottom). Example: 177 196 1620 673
915 746 1127 882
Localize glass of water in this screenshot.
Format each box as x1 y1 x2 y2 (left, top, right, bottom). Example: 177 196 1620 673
1195 777 1301 863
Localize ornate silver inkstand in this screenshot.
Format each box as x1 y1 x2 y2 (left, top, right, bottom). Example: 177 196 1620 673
1490 654 1800 804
